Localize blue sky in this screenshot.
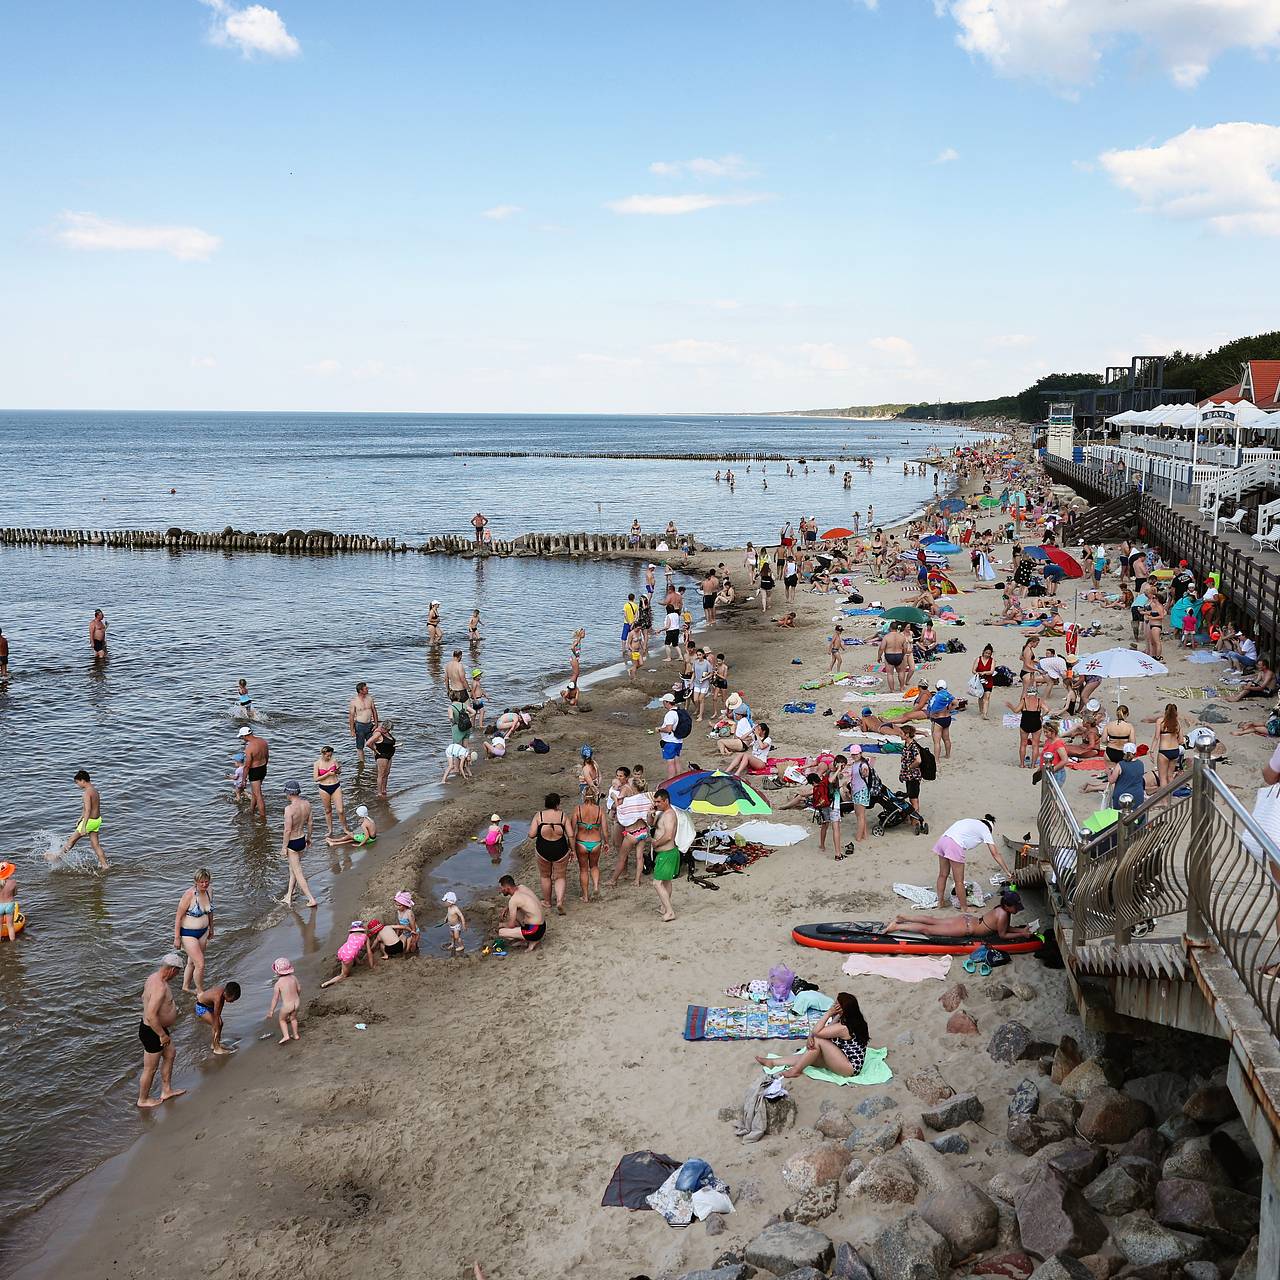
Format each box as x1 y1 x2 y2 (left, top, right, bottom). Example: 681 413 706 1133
3 0 1278 412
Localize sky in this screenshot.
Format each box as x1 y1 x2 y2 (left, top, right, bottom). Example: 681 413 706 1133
3 0 1279 413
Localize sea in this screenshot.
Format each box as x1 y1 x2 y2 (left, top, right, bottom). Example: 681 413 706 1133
0 411 977 1245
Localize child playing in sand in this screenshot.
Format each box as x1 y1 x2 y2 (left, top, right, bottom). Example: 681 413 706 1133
484 814 505 863
321 921 376 987
326 804 377 847
194 980 240 1054
237 678 254 721
267 958 301 1044
442 742 473 783
394 891 420 955
0 862 17 942
229 751 247 800
442 891 466 954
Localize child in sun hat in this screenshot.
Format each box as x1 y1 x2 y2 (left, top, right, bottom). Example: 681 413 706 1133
442 892 466 955
320 922 375 988
267 957 301 1044
0 861 18 942
228 752 247 800
484 814 506 864
394 891 420 955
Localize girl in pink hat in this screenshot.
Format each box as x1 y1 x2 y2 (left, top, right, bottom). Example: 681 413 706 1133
267 957 301 1045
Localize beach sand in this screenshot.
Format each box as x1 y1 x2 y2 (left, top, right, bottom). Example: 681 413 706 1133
16 469 1257 1280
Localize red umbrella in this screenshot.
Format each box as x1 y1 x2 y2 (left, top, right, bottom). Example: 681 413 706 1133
820 527 855 540
1038 546 1084 578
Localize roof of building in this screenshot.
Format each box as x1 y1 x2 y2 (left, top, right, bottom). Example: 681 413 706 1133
1201 383 1242 406
1244 360 1280 411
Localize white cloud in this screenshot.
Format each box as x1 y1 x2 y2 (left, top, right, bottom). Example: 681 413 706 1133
576 352 643 368
481 204 523 221
797 342 851 372
54 211 221 261
649 154 757 180
190 355 218 368
351 360 386 380
607 193 773 216
652 339 743 366
989 333 1034 347
934 147 960 164
937 0 1280 88
869 335 919 365
200 0 300 59
304 359 342 376
1099 122 1280 236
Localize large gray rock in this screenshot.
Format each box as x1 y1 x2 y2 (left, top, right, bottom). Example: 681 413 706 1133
930 1133 969 1154
989 1021 1053 1065
1061 1060 1112 1101
1046 1146 1107 1188
905 1065 954 1105
1181 1264 1220 1280
744 1223 835 1276
1183 1084 1236 1125
1123 1072 1192 1122
854 1094 897 1118
849 1149 916 1204
1077 1087 1152 1144
679 1268 752 1280
1110 1210 1206 1268
1009 1112 1074 1155
778 1269 824 1280
1027 1259 1095 1280
1040 1095 1083 1128
830 1242 874 1280
920 1181 1000 1258
862 1212 951 1280
1153 1178 1258 1249
1082 1158 1160 1215
1230 1235 1259 1280
1016 1168 1108 1260
783 1183 840 1226
988 1169 1027 1206
898 1138 963 1197
1209 1118 1262 1177
816 1110 856 1140
1010 1078 1041 1116
1158 1114 1202 1146
846 1115 902 1155
782 1143 851 1193
1120 1127 1168 1165
1162 1139 1229 1187
921 1091 984 1131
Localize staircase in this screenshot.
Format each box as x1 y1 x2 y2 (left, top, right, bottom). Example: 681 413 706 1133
1067 487 1140 545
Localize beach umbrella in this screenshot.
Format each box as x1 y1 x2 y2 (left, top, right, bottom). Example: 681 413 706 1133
1073 649 1169 679
820 527 855 540
925 540 961 554
1021 546 1049 560
927 571 959 595
979 497 1001 508
881 605 929 624
938 497 964 513
1037 546 1084 578
663 769 772 816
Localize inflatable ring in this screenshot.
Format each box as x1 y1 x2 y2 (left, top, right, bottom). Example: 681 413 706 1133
0 905 26 940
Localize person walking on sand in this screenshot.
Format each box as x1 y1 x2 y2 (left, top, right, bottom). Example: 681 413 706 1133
239 725 269 818
60 769 109 869
279 781 317 908
497 875 546 952
530 793 571 916
347 682 378 764
174 868 215 994
137 953 187 1108
879 623 909 692
650 788 679 923
89 608 108 659
829 626 845 673
267 957 301 1044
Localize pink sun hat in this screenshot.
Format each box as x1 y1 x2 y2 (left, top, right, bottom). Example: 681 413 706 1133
272 957 294 976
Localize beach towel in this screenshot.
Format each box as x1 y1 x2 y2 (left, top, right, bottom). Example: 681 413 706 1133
783 701 817 714
601 1150 683 1209
761 1046 892 1087
840 954 952 982
1067 757 1107 770
892 881 987 909
1158 685 1221 699
732 820 808 846
843 692 910 703
842 608 886 617
1002 713 1021 729
683 1002 822 1041
1188 651 1227 664
838 730 900 742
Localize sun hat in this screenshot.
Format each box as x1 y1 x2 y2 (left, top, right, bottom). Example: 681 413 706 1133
394 891 414 907
283 780 301 795
232 752 245 762
472 668 483 677
238 726 252 737
0 862 14 881
490 812 501 822
349 919 365 931
272 957 294 976
581 745 593 757
937 679 948 689
430 599 440 606
847 744 862 755
161 951 185 970
1123 743 1137 754
356 805 369 818
726 693 743 710
442 891 458 905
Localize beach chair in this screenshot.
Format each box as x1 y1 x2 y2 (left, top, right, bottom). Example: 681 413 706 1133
1253 525 1280 553
1221 507 1248 534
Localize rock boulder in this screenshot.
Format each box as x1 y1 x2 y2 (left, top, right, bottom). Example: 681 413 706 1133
1052 1036 1084 1085
1045 1146 1107 1188
1010 1078 1041 1116
1161 1140 1229 1187
919 1181 1000 1258
989 1021 1052 1065
781 1143 851 1194
1123 1072 1192 1122
1015 1168 1108 1260
744 1223 835 1276
1027 1258 1095 1280
939 983 968 1011
1183 1084 1236 1125
947 1010 979 1034
848 1149 916 1204
1060 1060 1112 1101
1009 1112 1074 1155
1082 1158 1160 1215
862 1212 950 1280
1110 1210 1205 1269
921 1091 983 1131
830 1242 874 1280
1153 1178 1258 1249
1077 1087 1152 1145
905 1065 954 1105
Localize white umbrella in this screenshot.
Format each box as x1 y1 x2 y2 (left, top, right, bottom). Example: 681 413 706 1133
1074 648 1169 679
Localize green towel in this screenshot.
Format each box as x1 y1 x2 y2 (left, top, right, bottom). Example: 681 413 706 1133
761 1045 891 1086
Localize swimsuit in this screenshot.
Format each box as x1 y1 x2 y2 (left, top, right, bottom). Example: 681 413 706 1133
354 720 374 751
383 939 405 957
884 652 904 667
193 1001 212 1019
576 812 602 856
138 1021 165 1054
651 846 680 881
248 765 268 783
352 830 376 845
373 732 397 760
830 1035 866 1073
521 920 547 942
534 814 571 864
77 817 103 835
317 763 340 795
0 902 15 917
287 836 307 853
180 890 212 939
337 930 367 965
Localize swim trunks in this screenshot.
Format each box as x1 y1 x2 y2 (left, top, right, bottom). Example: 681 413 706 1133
287 836 307 853
521 920 547 942
352 831 376 846
354 721 374 752
661 740 683 761
651 846 680 881
702 594 715 610
193 1001 212 1019
0 902 14 917
248 765 268 782
77 817 103 835
138 1021 164 1054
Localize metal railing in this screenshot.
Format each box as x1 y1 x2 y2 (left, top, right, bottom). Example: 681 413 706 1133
1036 747 1280 1040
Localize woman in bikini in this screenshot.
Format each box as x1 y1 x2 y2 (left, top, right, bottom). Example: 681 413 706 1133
1145 591 1167 661
312 745 350 838
1007 674 1043 768
569 628 585 684
1151 702 1184 791
529 793 571 915
1103 704 1135 763
883 889 1033 939
754 992 870 1080
568 794 607 902
174 869 215 994
972 643 995 720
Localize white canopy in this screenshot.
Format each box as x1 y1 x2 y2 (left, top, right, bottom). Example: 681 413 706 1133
1201 399 1277 429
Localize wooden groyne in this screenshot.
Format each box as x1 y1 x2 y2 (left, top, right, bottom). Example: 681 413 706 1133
454 449 897 463
0 526 702 560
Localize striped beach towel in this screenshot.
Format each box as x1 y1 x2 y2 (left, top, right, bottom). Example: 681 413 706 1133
683 1002 821 1041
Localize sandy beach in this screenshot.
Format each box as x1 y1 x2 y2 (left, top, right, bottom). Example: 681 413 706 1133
13 454 1262 1280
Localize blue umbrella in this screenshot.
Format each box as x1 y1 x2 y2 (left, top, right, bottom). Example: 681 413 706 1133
921 534 947 544
1022 546 1049 560
938 497 964 513
928 541 961 554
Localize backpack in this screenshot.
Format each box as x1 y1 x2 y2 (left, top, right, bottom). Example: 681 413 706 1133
993 665 1016 687
454 705 472 734
673 708 693 739
918 746 938 781
531 737 550 754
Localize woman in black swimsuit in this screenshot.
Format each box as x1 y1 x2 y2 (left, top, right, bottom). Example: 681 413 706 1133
530 792 571 916
1007 675 1043 768
754 992 870 1079
1104 704 1134 763
368 720 396 798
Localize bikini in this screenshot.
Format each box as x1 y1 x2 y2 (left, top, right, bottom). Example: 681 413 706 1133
317 762 340 796
1105 726 1132 763
180 891 212 939
534 812 571 864
576 810 602 855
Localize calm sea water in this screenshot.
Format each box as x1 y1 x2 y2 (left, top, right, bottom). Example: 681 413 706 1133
0 412 974 1237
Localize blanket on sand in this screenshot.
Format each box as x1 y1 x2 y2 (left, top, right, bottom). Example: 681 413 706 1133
840 953 953 982
761 1046 892 1086
683 1002 821 1041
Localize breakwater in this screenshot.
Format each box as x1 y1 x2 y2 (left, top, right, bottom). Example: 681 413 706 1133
455 449 885 462
0 526 703 558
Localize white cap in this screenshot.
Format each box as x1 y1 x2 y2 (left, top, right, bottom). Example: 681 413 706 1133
490 813 501 822
442 891 458 905
238 726 252 737
937 679 948 689
356 805 369 818
1085 699 1101 712
1123 743 1137 754
661 693 675 702
430 599 440 606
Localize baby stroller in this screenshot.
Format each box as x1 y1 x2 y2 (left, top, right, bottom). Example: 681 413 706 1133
866 767 928 837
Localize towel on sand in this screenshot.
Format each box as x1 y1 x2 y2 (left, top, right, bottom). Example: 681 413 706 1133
684 1003 821 1041
843 692 910 703
893 881 987 909
761 1046 892 1086
840 953 953 982
731 820 808 846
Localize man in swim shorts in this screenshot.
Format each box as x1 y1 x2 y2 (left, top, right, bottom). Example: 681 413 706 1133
879 623 911 692
445 649 469 704
497 875 546 952
650 788 680 922
61 769 109 870
239 725 269 819
348 681 378 763
280 780 317 907
138 953 188 1108
194 980 241 1055
701 569 719 626
88 608 107 659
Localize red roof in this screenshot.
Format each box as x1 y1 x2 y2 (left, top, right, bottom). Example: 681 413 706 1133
1246 360 1280 411
1201 383 1242 406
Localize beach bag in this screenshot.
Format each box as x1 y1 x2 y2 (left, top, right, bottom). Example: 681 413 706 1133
993 665 1016 687
768 965 796 1002
967 674 985 698
673 708 693 739
918 747 937 781
531 737 550 754
1242 784 1280 863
